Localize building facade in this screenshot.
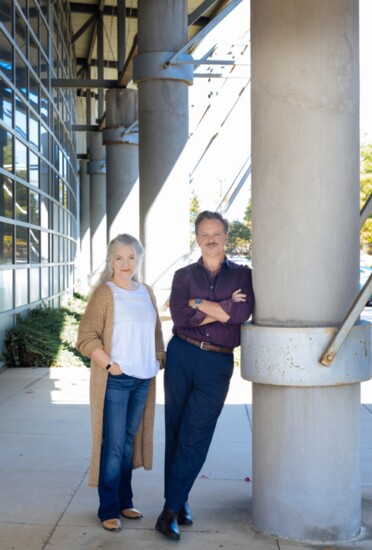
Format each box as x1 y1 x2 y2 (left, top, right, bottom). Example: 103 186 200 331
0 0 78 358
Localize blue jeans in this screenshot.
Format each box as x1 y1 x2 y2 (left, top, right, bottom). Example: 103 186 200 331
98 372 151 521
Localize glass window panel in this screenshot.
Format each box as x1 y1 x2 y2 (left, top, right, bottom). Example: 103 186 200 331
40 52 48 88
40 164 48 195
39 0 48 18
15 53 28 100
53 265 59 293
29 111 39 148
29 0 39 39
28 35 40 75
53 202 59 229
0 30 12 80
29 75 39 110
0 78 13 127
41 266 49 297
30 189 39 224
53 233 59 261
40 229 48 262
60 263 64 289
18 0 27 18
15 182 27 222
40 196 48 228
0 269 13 311
30 267 40 302
30 228 40 263
15 138 27 179
1 132 13 172
29 151 39 187
1 131 13 172
15 10 27 58
0 221 13 264
15 95 27 139
15 225 28 262
40 125 49 159
40 17 48 55
15 268 28 307
0 175 13 218
40 93 48 124
0 0 12 35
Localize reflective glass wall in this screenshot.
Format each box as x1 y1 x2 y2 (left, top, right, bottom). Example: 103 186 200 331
0 0 78 357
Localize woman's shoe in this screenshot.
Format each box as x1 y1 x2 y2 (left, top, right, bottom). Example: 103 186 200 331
102 518 122 531
121 507 143 519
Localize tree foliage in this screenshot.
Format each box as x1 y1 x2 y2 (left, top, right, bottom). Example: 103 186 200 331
360 144 372 252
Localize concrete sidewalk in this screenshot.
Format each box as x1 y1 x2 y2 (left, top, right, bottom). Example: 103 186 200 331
0 366 372 550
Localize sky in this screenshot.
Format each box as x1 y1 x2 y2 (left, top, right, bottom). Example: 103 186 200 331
192 1 372 221
360 0 372 143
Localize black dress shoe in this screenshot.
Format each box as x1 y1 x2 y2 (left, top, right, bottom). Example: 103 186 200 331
155 508 181 540
178 502 193 526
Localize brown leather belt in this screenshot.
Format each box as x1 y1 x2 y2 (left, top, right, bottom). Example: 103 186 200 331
177 334 234 354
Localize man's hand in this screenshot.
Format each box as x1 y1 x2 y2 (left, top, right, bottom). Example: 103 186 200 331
232 289 246 302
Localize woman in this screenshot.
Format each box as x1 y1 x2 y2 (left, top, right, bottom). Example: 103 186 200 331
76 234 165 532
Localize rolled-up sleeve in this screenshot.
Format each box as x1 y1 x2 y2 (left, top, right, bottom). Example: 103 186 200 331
76 295 105 357
170 270 207 329
218 267 254 324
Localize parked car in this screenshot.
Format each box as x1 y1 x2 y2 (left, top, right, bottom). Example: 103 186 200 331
228 256 252 268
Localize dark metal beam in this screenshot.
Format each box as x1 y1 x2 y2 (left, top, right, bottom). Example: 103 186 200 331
52 78 118 88
118 34 138 87
72 13 96 43
76 57 118 69
73 125 100 131
188 0 216 25
69 3 138 19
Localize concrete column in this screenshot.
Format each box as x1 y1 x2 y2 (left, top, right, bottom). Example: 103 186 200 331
134 0 193 304
78 159 90 293
241 0 371 543
103 89 139 241
87 131 106 285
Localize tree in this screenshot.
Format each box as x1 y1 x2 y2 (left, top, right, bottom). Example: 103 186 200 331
360 143 372 253
190 190 200 243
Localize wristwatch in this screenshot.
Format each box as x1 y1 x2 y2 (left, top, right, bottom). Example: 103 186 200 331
105 361 113 371
194 298 203 309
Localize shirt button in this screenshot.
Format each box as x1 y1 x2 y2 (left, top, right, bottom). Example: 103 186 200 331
210 286 213 289
206 333 209 337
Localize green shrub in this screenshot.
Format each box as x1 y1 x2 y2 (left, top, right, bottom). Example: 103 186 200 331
3 294 90 368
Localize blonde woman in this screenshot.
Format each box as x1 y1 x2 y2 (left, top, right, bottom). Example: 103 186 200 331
76 234 165 532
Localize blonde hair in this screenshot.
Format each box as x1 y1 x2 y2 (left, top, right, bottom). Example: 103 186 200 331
94 234 144 289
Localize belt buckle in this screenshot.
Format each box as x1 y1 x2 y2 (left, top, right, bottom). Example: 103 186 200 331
200 341 209 351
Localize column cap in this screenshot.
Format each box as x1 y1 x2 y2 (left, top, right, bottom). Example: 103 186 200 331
241 320 372 386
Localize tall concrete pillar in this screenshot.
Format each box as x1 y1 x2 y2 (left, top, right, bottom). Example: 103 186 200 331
103 89 139 241
87 131 107 285
78 159 90 293
241 0 371 543
134 0 193 303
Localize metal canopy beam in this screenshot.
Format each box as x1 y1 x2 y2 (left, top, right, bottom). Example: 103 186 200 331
52 78 118 88
69 3 137 18
164 0 244 68
72 13 96 43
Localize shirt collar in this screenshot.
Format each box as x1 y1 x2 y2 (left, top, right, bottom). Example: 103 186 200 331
197 256 230 269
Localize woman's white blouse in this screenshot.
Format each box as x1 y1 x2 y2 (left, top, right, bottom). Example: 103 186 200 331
106 282 159 379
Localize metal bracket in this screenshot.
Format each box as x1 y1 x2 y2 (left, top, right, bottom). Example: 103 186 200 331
102 121 139 145
319 273 372 366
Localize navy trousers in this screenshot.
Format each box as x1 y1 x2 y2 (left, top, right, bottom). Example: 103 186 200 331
163 335 234 512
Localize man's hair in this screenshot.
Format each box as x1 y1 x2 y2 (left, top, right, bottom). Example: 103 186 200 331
195 211 229 235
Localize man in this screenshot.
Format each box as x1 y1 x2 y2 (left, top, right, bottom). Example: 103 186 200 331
156 210 255 541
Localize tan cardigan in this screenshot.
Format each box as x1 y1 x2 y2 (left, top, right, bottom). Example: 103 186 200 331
76 283 165 487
